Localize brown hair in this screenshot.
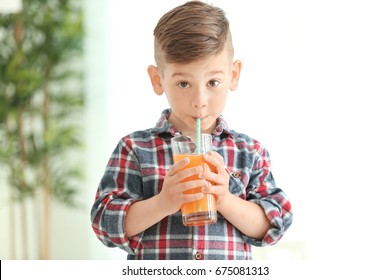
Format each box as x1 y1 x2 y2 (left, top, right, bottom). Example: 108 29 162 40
153 0 234 67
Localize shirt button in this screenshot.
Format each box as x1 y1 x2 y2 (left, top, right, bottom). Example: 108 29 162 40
194 252 202 260
232 171 241 178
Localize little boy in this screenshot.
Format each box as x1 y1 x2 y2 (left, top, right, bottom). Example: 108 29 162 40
91 0 293 260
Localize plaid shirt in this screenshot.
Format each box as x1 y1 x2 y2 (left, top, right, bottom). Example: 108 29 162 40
91 109 293 260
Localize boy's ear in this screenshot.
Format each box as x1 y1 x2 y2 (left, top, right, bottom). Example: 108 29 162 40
147 65 164 95
229 59 242 91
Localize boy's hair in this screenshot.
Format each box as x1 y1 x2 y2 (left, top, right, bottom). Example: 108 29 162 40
153 0 234 67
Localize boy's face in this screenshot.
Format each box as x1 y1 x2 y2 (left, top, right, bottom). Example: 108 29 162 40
148 48 241 135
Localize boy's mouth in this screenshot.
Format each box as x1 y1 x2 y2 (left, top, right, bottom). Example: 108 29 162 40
192 115 208 121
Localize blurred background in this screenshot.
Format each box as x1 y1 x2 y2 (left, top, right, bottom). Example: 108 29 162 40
1 0 389 261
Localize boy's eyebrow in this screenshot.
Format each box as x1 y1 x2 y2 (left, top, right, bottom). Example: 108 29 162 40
171 70 225 78
170 72 189 78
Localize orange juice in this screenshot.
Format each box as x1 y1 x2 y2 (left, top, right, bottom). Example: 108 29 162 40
173 154 217 226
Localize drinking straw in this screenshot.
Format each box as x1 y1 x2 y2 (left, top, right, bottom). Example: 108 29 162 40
196 118 201 154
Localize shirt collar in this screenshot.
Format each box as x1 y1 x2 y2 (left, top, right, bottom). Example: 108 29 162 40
152 109 231 137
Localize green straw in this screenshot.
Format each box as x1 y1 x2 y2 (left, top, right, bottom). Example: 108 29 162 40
196 118 201 154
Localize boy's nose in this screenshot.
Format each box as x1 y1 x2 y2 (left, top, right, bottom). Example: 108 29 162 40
192 89 207 108
194 103 206 108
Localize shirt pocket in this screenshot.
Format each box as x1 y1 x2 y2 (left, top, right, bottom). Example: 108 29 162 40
228 170 248 199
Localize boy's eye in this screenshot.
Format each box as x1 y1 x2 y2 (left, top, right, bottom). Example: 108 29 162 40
208 80 220 87
177 82 190 89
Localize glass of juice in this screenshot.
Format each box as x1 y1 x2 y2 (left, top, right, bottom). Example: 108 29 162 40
171 133 217 226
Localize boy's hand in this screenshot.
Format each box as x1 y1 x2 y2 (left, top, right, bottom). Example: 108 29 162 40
199 151 231 210
158 157 205 215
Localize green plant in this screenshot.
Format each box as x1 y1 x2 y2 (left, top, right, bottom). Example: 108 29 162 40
0 0 84 259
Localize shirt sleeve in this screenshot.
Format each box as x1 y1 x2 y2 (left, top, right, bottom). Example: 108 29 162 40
90 138 143 255
243 145 293 247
